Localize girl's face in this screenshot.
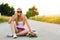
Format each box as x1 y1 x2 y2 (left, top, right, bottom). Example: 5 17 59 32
17 8 22 16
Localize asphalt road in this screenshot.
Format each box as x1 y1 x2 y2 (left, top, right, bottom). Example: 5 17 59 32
0 20 60 40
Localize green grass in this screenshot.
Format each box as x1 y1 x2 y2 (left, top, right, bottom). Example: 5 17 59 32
29 15 60 24
0 16 10 23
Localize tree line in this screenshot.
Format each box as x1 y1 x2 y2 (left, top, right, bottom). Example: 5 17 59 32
0 3 39 18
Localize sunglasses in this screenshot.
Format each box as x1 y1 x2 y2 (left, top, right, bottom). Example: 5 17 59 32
17 11 22 13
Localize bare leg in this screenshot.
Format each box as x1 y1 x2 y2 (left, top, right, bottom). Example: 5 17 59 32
9 22 19 38
16 30 28 36
9 22 16 34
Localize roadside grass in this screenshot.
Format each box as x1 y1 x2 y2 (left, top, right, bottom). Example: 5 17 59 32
0 16 10 23
0 15 60 24
29 15 60 24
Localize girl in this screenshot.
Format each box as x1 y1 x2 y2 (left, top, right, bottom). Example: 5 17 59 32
8 8 33 38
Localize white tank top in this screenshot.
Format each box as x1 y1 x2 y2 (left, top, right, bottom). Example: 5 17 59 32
14 21 24 28
17 21 24 28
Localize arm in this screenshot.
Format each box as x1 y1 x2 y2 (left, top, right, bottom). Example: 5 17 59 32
24 16 32 32
8 17 12 24
8 15 15 24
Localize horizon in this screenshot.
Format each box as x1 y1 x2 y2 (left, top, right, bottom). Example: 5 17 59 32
0 0 60 16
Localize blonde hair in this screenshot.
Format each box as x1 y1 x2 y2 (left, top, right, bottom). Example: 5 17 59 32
15 8 25 25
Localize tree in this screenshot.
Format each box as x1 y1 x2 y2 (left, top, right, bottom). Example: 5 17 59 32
0 3 15 16
7 7 15 16
26 6 39 18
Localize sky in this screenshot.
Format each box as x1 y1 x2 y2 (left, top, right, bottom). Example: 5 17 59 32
0 0 60 16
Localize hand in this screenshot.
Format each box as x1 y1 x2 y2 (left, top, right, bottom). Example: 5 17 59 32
29 30 33 33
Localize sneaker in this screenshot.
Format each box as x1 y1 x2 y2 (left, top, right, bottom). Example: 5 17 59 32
7 33 13 37
13 34 17 39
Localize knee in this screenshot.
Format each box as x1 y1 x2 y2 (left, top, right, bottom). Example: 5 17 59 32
10 21 15 25
8 22 15 26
